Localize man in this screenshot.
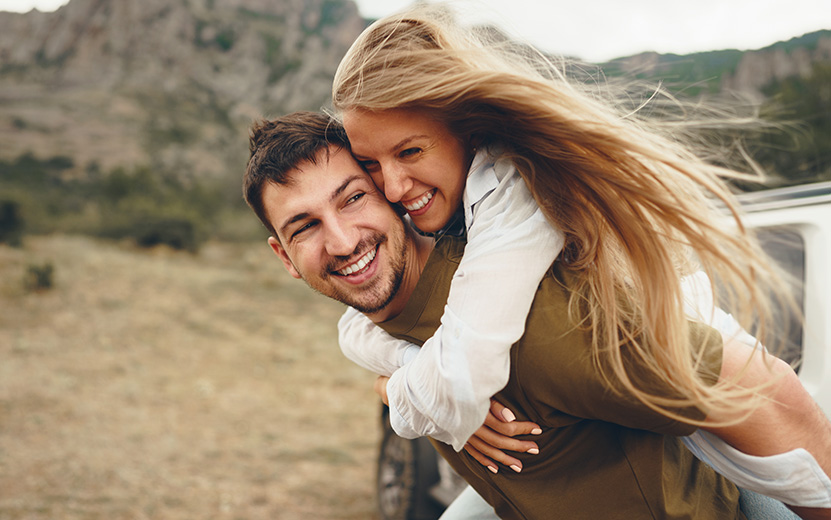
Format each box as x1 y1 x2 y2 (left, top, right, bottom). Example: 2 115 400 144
243 112 831 519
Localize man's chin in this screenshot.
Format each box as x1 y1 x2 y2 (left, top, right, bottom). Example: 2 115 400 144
305 280 395 316
343 291 397 315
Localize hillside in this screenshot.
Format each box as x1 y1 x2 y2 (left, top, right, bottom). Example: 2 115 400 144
602 30 831 183
0 0 366 180
602 30 831 97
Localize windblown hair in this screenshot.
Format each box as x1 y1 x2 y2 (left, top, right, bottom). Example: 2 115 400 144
243 111 350 238
332 5 794 424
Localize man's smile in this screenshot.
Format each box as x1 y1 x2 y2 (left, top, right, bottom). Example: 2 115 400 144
335 245 378 277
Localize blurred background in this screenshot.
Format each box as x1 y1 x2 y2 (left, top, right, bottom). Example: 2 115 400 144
0 0 829 518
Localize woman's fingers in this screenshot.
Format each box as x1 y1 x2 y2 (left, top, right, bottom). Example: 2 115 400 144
463 441 500 474
476 417 540 455
467 427 525 472
464 401 543 473
485 401 543 437
490 399 517 422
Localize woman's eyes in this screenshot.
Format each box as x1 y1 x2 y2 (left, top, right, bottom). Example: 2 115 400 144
400 147 421 158
358 160 379 172
358 148 421 172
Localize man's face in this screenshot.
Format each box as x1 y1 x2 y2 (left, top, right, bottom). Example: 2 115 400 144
264 146 411 315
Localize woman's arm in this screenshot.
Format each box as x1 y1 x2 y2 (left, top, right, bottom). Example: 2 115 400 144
704 340 831 473
698 339 831 518
676 273 831 515
338 307 420 377
385 160 565 451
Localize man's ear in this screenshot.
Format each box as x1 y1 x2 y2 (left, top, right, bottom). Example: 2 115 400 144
268 236 301 279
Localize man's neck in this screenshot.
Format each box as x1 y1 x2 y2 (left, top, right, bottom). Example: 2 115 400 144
367 229 434 324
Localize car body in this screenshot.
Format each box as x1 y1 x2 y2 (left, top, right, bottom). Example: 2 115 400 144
732 181 831 414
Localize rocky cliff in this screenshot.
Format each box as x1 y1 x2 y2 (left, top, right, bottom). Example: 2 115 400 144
606 30 831 99
724 33 831 94
0 0 366 179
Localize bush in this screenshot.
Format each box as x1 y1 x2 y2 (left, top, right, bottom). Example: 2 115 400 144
2 156 234 247
133 217 199 252
0 199 24 246
24 262 54 292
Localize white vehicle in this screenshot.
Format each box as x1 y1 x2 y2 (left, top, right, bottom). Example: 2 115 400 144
733 181 831 416
377 181 831 520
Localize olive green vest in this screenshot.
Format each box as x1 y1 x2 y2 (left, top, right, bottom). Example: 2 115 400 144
378 234 745 520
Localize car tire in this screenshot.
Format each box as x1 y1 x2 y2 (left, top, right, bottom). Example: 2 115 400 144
377 410 445 520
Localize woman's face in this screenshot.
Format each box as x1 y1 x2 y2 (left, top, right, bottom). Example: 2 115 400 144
342 108 471 233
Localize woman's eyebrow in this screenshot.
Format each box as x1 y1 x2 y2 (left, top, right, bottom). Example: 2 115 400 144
352 135 430 160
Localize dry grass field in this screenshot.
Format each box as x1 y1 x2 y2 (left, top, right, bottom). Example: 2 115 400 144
0 235 382 520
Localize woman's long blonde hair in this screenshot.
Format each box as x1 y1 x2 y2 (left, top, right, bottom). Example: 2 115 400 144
332 5 794 424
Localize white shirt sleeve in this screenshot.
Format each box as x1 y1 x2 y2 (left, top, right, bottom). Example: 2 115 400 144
387 156 565 451
337 306 420 377
681 271 831 508
683 430 831 508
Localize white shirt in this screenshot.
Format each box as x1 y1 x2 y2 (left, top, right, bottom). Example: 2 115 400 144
338 148 565 451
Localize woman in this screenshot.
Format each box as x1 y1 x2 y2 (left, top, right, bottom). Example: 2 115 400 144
329 5 830 519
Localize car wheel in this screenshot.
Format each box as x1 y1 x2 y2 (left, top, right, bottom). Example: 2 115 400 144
377 411 445 520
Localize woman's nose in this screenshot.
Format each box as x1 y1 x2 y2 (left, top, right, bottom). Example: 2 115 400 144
381 164 413 204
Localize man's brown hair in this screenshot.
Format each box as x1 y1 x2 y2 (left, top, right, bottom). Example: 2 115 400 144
243 111 350 237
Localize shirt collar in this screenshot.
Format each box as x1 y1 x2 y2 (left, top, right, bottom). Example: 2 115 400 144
464 147 500 210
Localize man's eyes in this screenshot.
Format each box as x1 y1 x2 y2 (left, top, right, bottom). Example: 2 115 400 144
290 221 317 239
289 193 366 240
346 192 366 205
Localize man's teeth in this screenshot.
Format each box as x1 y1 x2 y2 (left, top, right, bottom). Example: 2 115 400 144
337 248 376 276
403 190 434 211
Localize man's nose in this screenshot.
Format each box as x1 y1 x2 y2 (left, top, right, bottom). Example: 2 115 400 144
323 219 360 257
381 164 413 204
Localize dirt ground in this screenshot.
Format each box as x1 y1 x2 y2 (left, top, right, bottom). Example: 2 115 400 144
0 235 382 519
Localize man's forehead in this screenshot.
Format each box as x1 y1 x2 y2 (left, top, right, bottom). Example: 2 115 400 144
281 147 368 192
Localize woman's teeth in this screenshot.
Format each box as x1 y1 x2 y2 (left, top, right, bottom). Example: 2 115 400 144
403 190 434 212
337 248 376 276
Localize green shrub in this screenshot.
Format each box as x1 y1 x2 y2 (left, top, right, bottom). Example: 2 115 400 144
133 217 198 252
24 262 54 292
0 199 24 246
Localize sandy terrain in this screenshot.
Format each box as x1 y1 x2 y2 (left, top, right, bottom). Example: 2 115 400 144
0 235 381 519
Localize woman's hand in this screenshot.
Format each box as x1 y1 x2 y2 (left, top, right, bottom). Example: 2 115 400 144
463 400 542 474
374 375 390 405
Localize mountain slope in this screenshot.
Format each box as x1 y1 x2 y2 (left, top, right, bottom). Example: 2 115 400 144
602 30 831 97
0 0 366 179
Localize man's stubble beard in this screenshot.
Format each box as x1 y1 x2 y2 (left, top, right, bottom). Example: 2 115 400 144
307 226 410 315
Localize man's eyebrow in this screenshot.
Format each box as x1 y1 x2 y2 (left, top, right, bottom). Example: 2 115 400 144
352 135 429 160
278 174 366 237
330 174 364 203
279 212 310 237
